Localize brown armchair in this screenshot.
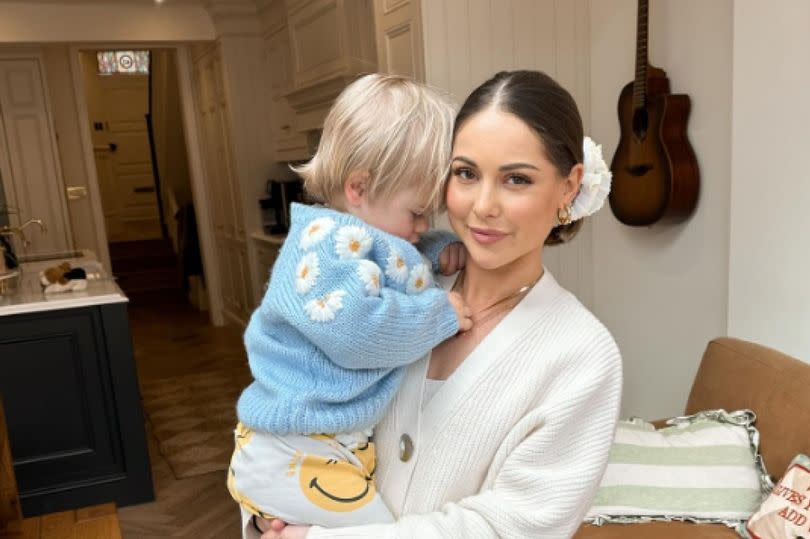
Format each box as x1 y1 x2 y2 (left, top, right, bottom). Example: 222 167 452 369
574 337 810 538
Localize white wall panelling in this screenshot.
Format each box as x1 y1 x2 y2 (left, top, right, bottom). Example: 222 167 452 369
420 0 594 308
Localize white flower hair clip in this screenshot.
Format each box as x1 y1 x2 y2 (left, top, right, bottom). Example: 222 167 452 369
568 136 612 223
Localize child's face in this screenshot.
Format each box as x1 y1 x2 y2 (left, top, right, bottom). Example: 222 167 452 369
352 188 431 243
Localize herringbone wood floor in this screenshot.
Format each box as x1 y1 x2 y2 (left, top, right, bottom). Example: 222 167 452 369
118 293 246 538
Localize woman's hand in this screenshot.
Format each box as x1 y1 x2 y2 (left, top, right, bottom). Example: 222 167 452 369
260 521 310 539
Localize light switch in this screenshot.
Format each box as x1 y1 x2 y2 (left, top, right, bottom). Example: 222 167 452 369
66 186 88 200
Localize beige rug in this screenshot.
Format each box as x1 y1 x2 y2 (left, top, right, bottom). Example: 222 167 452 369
140 367 252 479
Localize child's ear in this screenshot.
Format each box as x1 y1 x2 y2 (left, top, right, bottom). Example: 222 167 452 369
343 170 371 208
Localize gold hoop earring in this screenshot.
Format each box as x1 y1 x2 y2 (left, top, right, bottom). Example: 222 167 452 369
557 205 572 226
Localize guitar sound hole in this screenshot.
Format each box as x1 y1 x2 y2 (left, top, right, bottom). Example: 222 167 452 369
632 108 649 140
625 164 654 177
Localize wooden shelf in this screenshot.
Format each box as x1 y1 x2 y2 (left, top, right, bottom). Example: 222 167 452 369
250 230 286 246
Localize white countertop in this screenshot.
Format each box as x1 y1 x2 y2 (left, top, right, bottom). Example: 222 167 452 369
0 251 127 317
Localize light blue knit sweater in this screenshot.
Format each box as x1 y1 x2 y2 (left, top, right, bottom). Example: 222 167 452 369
237 203 460 435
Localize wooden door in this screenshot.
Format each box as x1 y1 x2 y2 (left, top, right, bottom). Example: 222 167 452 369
89 68 161 242
192 46 254 324
0 58 72 255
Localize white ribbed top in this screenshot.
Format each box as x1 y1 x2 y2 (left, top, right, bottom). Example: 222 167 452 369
308 270 623 539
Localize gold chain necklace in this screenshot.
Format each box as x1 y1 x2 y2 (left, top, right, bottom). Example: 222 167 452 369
452 269 542 335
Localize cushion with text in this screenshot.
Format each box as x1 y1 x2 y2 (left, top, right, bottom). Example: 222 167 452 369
741 454 810 539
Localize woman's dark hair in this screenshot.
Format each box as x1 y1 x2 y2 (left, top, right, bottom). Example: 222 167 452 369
453 70 584 245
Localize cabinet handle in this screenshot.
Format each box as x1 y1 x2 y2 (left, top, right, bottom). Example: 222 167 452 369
281 124 291 130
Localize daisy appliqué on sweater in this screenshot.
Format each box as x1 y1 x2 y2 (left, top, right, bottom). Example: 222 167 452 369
385 248 408 284
299 217 335 251
295 253 320 294
304 290 347 322
335 226 373 259
406 263 432 295
356 260 383 296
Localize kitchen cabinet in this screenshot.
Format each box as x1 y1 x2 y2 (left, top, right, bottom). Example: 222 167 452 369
0 287 152 516
260 0 378 154
263 17 309 162
286 0 376 89
251 232 283 295
372 0 425 80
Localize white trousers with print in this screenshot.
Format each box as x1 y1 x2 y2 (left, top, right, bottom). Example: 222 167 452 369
227 423 394 536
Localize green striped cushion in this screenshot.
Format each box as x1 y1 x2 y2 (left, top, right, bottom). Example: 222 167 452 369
585 409 772 525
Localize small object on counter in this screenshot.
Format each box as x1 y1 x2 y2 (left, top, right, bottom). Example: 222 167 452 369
64 268 87 281
0 236 17 269
39 262 88 294
0 270 19 295
41 262 71 286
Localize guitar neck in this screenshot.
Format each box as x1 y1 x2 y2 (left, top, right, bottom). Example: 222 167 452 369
632 0 649 109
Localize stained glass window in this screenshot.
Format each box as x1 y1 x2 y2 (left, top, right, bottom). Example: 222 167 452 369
97 51 150 75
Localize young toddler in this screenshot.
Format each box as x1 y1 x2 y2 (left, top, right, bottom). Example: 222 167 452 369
227 73 471 536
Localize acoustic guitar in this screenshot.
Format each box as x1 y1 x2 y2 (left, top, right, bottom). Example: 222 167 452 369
608 0 700 226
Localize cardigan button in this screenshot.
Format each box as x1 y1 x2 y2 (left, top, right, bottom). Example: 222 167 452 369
399 434 414 462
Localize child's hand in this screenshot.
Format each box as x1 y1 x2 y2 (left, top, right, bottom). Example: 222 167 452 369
448 291 473 332
438 242 467 276
260 519 310 539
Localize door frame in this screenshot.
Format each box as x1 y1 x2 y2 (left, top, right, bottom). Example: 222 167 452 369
70 43 225 325
0 51 74 254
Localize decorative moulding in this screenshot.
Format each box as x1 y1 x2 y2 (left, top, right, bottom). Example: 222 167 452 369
205 0 262 36
283 74 357 132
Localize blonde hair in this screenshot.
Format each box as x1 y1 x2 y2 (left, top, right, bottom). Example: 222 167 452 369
293 73 455 213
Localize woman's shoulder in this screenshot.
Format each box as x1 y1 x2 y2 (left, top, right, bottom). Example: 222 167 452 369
528 271 607 329
526 274 621 365
558 288 613 340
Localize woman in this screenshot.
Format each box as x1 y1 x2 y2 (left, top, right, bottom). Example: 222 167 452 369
264 70 622 539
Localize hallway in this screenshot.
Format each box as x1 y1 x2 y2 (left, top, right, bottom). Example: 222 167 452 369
119 294 246 538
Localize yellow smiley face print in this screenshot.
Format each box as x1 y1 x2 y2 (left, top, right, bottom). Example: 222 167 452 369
297 442 378 512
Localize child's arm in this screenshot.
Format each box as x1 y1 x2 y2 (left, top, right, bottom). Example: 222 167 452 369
280 247 467 371
415 230 460 273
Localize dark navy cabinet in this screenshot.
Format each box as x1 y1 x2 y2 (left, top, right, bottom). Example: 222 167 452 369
0 303 153 516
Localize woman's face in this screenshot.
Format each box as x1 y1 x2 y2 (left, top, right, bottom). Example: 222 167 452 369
446 107 582 271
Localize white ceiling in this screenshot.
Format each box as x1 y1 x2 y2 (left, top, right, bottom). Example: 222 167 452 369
0 0 204 4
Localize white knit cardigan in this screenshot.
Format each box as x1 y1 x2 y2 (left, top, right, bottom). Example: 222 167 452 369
307 270 623 539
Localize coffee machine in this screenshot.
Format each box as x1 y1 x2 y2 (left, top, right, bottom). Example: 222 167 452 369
260 177 304 234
